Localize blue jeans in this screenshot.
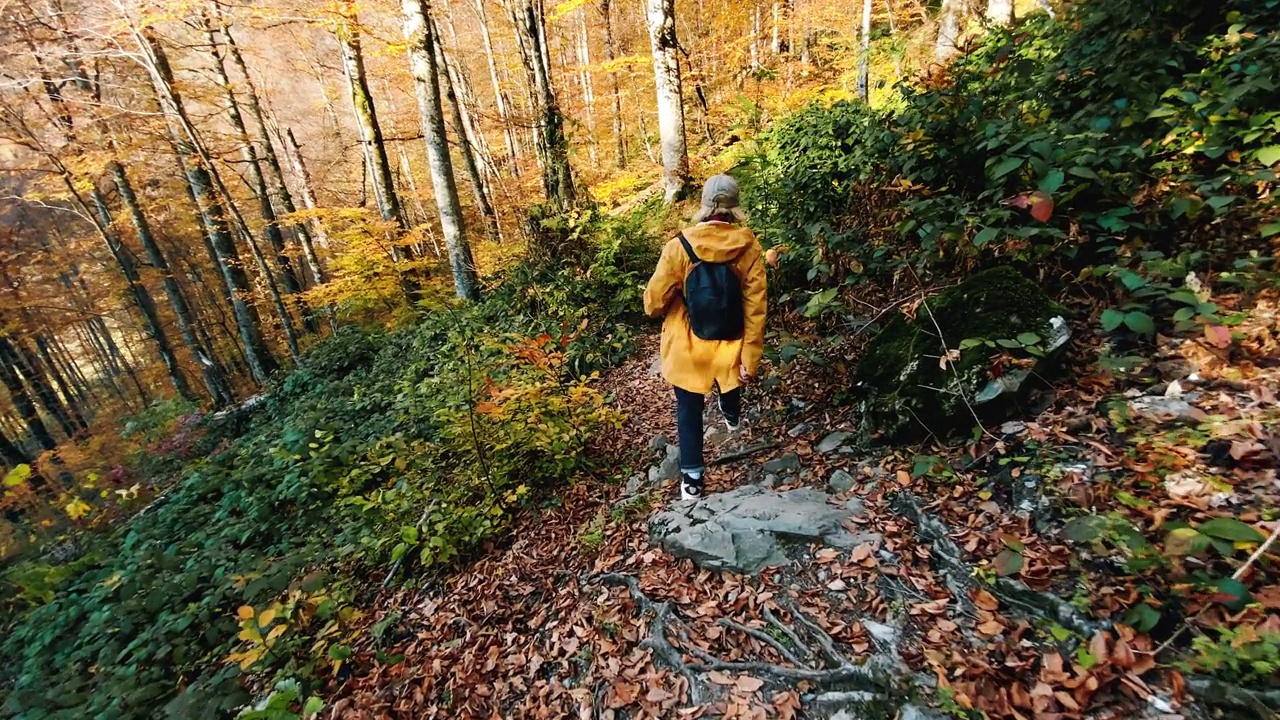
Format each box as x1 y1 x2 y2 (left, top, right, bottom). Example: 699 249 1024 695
675 386 741 474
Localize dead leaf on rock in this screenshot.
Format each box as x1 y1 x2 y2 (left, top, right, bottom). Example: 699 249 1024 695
735 676 765 694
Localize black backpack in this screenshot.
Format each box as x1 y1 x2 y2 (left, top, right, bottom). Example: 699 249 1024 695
678 232 745 341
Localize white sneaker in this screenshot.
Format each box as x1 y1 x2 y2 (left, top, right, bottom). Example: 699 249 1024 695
680 474 704 501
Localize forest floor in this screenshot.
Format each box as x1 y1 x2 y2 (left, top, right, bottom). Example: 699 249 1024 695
321 293 1280 720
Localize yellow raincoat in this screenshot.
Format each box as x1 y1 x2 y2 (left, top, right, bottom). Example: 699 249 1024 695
643 222 768 394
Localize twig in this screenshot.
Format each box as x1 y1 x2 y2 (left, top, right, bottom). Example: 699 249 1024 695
1149 520 1280 657
381 501 437 587
906 267 1001 442
710 441 780 466
687 645 891 687
718 618 811 669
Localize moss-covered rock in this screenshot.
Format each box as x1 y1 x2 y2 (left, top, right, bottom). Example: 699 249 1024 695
854 266 1069 442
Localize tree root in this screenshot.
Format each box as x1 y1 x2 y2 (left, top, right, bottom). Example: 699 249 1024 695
891 493 1103 636
597 572 908 709
1186 675 1280 718
599 573 706 705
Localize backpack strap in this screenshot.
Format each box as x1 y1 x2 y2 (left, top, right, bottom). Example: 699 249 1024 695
677 232 700 265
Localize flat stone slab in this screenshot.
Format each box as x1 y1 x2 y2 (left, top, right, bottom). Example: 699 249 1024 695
649 485 856 574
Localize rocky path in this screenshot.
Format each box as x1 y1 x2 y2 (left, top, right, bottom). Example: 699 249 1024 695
326 332 1277 720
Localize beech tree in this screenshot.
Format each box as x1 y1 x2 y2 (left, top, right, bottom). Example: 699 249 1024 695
646 0 690 203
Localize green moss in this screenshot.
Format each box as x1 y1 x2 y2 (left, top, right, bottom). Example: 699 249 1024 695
854 267 1065 441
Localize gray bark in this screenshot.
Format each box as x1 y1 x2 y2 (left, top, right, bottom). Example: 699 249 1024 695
279 127 333 280
646 0 690 203
858 0 872 100
0 338 58 451
475 0 521 171
935 0 964 61
401 0 481 301
600 0 626 168
434 23 502 243
508 0 576 210
110 160 235 406
202 13 309 347
986 0 1013 25
142 33 280 384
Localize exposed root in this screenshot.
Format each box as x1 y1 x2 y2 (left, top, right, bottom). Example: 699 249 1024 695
598 573 705 704
1186 675 1280 718
892 492 1104 636
597 572 909 710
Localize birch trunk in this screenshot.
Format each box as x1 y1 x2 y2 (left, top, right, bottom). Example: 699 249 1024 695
401 0 481 301
646 0 690 203
280 127 333 279
577 9 597 164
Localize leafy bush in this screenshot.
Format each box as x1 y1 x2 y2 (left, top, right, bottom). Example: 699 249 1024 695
741 0 1280 312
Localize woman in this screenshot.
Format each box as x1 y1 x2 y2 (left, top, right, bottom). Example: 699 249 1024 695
643 174 768 500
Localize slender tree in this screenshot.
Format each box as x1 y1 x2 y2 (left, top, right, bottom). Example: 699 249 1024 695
599 0 626 169
858 0 872 100
508 0 576 210
474 0 521 171
139 32 280 384
401 0 481 301
435 25 502 243
935 0 964 61
646 0 691 203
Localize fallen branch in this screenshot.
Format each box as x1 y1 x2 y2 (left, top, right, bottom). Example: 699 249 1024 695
762 606 815 663
1186 675 1280 717
687 645 894 688
710 441 780 466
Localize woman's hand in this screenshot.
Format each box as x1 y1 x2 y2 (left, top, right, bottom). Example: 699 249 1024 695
739 364 751 383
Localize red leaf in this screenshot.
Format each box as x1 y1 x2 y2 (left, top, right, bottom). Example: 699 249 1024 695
1029 191 1055 222
1205 324 1233 348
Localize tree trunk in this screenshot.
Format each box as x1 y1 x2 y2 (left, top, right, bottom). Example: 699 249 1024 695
338 7 408 235
201 13 311 341
508 0 576 211
8 337 77 438
935 0 964 61
280 127 333 279
858 0 872 100
36 334 89 422
986 0 1013 25
401 0 481 301
109 160 236 407
82 183 196 402
0 338 58 451
646 0 691 203
217 13 327 295
600 0 626 169
434 23 502 244
751 5 761 70
142 33 280 385
475 0 521 172
577 8 598 164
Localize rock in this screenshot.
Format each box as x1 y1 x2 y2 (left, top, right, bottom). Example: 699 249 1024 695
817 431 854 454
647 355 663 378
649 486 857 574
999 421 1026 435
761 453 802 474
844 497 866 517
861 620 899 650
900 706 948 720
648 444 681 485
704 423 728 445
787 422 813 438
1128 394 1206 424
828 469 857 494
647 434 669 454
625 473 647 495
761 473 778 488
853 266 1069 442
